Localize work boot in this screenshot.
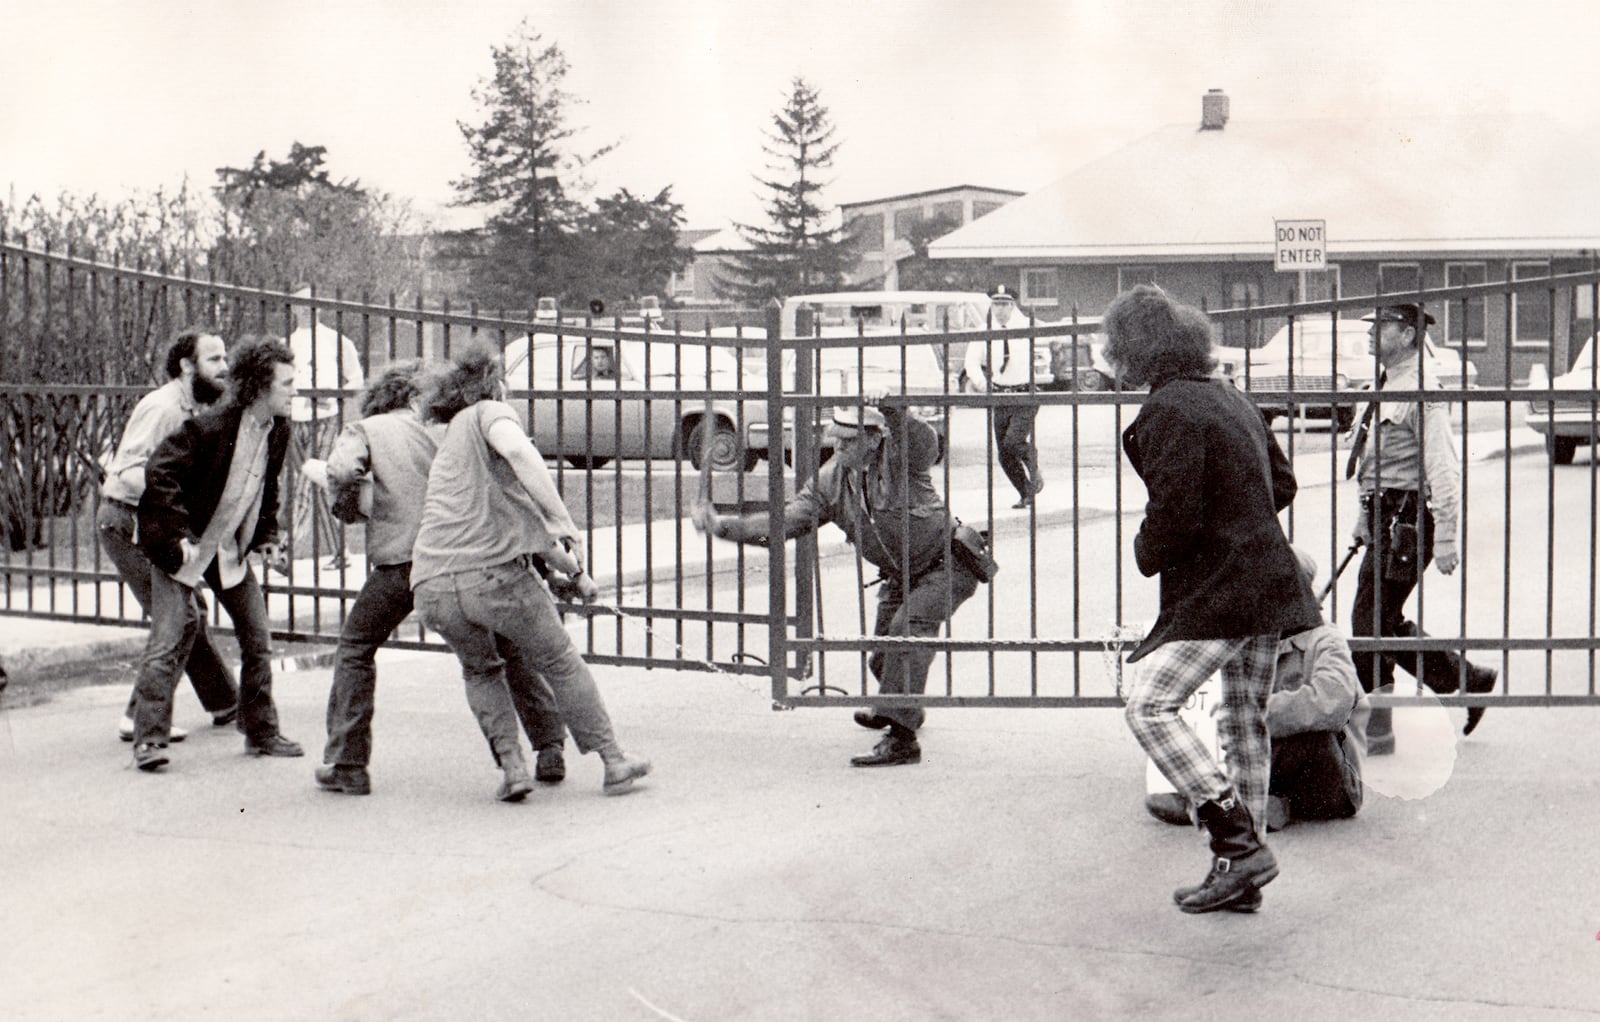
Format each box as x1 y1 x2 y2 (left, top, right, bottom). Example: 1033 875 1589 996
535 745 566 783
497 749 534 803
850 726 921 767
1463 664 1498 736
1173 790 1278 914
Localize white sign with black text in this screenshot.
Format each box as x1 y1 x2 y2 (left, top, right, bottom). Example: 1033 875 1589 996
1274 219 1327 272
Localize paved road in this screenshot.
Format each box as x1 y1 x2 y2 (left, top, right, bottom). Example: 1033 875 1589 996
5 435 1600 1020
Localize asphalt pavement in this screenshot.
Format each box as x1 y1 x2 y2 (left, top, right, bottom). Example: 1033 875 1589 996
5 415 1593 1020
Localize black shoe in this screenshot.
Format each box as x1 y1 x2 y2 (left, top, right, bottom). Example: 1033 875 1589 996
851 733 921 767
211 704 239 728
1144 793 1193 827
1011 494 1032 509
315 764 371 795
1463 665 1498 735
134 743 169 772
535 746 566 783
245 734 305 758
1174 790 1278 914
853 710 892 731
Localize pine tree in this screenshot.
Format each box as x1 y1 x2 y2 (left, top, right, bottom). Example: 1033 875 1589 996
718 77 854 305
451 20 614 302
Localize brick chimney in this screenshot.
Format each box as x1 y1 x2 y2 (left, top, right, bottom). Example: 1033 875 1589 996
1200 88 1229 131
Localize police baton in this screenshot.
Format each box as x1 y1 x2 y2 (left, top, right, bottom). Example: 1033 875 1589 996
1316 540 1363 605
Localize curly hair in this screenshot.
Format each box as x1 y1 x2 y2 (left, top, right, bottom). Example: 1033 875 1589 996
1101 285 1216 388
163 328 216 380
360 359 425 418
421 344 503 423
227 335 295 409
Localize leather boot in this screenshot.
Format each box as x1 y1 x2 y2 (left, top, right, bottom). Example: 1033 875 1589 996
1173 789 1278 914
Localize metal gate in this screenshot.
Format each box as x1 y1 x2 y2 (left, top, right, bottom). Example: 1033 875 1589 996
4 238 1600 717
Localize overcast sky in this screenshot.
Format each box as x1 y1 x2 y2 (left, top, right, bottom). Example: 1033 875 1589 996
5 0 1599 234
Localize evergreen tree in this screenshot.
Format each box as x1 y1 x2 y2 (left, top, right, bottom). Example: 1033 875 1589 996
718 77 854 305
451 19 614 304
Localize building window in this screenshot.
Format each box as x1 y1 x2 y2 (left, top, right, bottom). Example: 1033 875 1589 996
1020 268 1059 309
1378 263 1422 296
930 200 962 225
1512 259 1553 349
893 207 922 240
1223 276 1263 347
1117 266 1156 292
847 212 885 253
1302 265 1341 302
1443 262 1486 348
670 263 696 298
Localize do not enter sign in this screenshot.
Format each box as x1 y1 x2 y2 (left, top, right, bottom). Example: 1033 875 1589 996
1274 219 1326 272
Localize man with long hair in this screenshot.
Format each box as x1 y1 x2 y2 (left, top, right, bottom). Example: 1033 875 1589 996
130 336 304 771
100 329 240 743
314 360 568 796
1106 285 1319 913
410 345 648 802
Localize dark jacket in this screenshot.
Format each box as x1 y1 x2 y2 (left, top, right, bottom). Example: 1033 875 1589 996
1121 375 1319 661
138 402 290 577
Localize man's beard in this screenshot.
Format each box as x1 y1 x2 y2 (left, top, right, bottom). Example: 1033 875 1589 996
192 374 226 405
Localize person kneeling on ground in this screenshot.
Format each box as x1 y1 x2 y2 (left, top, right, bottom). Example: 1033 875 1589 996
1146 548 1369 834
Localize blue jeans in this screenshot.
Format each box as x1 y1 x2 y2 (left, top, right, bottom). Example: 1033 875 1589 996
414 561 618 769
97 501 238 717
323 563 566 767
133 564 280 746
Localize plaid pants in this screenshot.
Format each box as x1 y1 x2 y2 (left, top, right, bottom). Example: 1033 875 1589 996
1125 634 1279 837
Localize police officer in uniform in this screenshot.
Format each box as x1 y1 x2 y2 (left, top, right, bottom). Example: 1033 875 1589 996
694 391 981 767
963 284 1044 507
1345 302 1497 753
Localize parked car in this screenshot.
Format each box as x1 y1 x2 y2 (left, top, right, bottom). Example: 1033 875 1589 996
499 332 771 473
1229 318 1478 428
783 290 1052 395
534 297 559 322
1525 335 1600 464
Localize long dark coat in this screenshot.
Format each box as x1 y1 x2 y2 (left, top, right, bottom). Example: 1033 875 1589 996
1121 374 1320 662
138 402 290 578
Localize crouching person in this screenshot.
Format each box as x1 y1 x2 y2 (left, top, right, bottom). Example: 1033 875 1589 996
409 346 648 802
1148 549 1368 832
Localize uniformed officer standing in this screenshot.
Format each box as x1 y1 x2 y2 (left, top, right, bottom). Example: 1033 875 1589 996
963 284 1045 507
1345 302 1497 752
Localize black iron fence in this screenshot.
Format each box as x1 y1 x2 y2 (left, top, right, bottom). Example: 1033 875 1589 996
4 238 1599 718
